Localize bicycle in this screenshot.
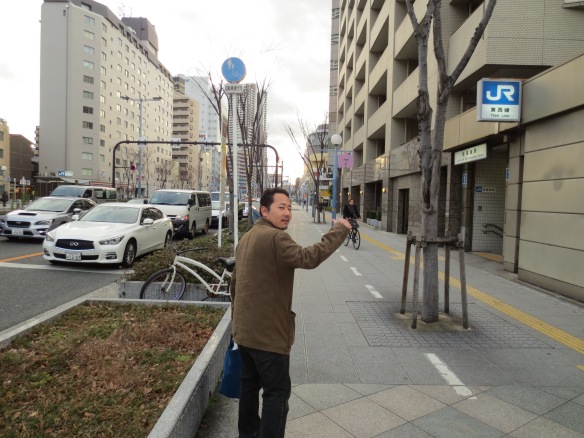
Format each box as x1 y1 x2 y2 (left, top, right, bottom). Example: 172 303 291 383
139 240 235 301
343 218 361 250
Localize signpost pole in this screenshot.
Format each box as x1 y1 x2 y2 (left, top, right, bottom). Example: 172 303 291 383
222 57 246 258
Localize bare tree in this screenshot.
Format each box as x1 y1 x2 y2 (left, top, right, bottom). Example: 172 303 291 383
406 0 496 322
236 79 272 224
284 115 330 223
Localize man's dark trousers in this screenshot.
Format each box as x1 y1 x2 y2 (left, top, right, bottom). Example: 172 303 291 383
238 345 291 438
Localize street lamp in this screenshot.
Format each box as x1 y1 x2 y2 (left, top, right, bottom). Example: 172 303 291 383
330 134 342 220
121 95 162 197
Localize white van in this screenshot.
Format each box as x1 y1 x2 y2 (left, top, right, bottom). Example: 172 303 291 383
148 189 211 238
50 185 117 204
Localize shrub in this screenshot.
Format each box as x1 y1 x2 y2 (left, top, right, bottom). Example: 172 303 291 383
126 220 254 284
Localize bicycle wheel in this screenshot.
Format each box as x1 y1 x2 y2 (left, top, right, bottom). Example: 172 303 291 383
352 229 361 250
140 268 186 300
344 230 351 246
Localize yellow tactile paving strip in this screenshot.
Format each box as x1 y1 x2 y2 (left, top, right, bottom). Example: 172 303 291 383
360 232 584 357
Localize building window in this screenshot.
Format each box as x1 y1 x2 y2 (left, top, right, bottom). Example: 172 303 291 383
101 52 107 61
100 124 105 132
82 121 93 129
83 137 94 145
84 15 95 25
100 80 106 89
330 85 338 96
84 30 95 41
332 8 340 19
83 106 93 114
118 38 122 46
330 59 338 70
116 104 121 112
100 95 106 104
117 51 123 59
101 66 106 75
83 91 94 99
82 168 93 176
0 148 3 157
83 60 94 70
100 154 105 162
83 75 94 84
331 34 339 44
99 110 105 118
82 152 93 160
117 117 122 125
83 45 94 55
100 139 105 147
102 37 107 47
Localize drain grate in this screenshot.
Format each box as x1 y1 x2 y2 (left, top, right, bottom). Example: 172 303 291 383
347 301 553 349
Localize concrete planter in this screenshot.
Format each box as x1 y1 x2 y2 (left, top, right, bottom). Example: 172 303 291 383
0 295 232 438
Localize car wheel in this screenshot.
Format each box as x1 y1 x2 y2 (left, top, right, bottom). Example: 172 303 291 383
164 231 172 247
202 219 209 235
189 221 197 239
121 240 137 268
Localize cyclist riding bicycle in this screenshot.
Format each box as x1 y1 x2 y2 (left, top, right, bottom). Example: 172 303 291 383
342 198 361 228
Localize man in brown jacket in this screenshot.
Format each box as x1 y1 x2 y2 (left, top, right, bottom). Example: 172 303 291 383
231 187 351 438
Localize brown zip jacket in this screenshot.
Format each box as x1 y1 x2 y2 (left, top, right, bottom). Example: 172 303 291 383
230 218 350 355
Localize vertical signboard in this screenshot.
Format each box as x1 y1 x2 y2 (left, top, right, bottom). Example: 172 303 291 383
477 79 522 122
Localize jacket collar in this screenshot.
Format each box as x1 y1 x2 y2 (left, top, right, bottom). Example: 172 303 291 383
255 217 276 228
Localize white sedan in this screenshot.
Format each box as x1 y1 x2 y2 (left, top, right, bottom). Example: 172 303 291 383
43 203 173 268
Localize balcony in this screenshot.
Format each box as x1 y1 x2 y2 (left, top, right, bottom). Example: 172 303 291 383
392 66 419 118
394 0 425 60
367 99 390 138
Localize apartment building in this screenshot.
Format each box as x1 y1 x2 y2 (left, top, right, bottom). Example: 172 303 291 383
39 0 174 197
333 0 584 300
171 88 201 189
177 75 226 192
0 119 10 196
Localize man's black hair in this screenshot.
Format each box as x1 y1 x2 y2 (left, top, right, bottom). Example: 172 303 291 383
260 188 290 211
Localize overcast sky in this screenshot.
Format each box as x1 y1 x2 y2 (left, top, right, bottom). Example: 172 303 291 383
0 0 333 180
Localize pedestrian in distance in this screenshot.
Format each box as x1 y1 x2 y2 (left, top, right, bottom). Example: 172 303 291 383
342 198 361 222
1 191 8 207
230 187 351 438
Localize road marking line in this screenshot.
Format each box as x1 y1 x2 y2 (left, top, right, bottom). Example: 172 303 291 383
0 261 122 275
425 353 476 399
0 252 44 262
340 256 349 262
365 285 383 299
350 267 362 276
360 230 584 357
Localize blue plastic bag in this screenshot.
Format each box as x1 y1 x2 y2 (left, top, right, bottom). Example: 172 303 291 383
219 338 241 398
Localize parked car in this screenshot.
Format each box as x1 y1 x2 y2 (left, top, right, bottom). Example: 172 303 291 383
211 201 228 228
148 189 211 238
43 203 172 268
211 192 244 221
0 197 96 240
50 185 117 204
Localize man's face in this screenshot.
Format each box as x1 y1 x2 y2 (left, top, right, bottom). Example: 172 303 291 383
261 193 292 230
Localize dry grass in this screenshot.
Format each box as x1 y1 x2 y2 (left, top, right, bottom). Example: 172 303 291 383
0 302 225 437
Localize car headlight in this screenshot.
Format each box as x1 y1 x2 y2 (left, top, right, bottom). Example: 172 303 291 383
45 232 56 242
175 214 189 221
0 217 5 224
99 235 124 245
35 219 53 226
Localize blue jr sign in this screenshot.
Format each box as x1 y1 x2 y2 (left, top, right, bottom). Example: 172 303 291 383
477 78 522 122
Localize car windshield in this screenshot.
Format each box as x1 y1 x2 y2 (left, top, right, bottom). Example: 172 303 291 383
51 186 85 197
24 198 71 212
80 206 138 224
149 192 190 205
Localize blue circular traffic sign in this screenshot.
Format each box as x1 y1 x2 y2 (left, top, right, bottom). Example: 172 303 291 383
221 57 246 83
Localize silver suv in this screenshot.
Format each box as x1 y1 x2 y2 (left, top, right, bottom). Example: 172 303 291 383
0 196 96 240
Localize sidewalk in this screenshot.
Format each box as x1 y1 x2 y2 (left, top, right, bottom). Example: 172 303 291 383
197 206 584 438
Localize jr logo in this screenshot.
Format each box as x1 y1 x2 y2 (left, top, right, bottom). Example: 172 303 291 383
482 80 521 105
486 85 516 102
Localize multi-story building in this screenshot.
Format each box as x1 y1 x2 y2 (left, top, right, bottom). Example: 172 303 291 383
172 89 201 189
177 75 225 192
332 0 584 300
39 0 174 197
0 119 10 196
